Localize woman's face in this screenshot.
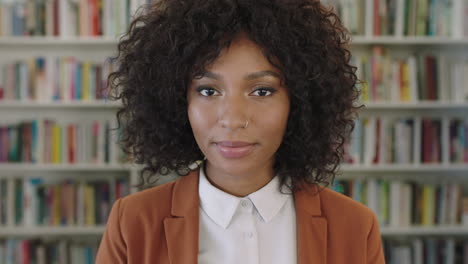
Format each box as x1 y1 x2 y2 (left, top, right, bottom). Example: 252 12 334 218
187 32 290 176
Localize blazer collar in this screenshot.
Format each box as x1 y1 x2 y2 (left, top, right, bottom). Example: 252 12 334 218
163 168 328 264
163 169 200 264
294 182 328 263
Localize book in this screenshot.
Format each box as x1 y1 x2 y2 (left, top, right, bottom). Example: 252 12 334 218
331 178 465 227
1 56 117 102
0 118 127 165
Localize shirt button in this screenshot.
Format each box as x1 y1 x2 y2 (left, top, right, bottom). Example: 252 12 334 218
241 200 249 207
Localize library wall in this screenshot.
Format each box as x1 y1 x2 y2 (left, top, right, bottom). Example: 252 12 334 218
0 0 468 263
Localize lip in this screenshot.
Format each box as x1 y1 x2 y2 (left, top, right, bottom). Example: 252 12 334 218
215 141 256 159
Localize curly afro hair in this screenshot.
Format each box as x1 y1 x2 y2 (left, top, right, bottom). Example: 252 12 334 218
108 0 362 192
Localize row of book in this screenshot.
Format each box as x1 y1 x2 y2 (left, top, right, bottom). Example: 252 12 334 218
332 178 468 227
0 238 98 264
2 52 467 103
0 56 117 102
0 118 128 164
383 237 468 264
352 47 468 102
343 117 468 165
0 177 130 227
383 238 468 264
1 0 467 38
0 0 153 37
321 0 366 35
322 0 468 37
4 237 468 264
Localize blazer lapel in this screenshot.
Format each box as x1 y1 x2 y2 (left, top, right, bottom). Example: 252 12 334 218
164 170 200 264
294 184 328 264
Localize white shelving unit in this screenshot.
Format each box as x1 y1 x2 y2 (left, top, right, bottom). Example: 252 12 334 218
2 36 468 239
0 101 121 109
362 101 468 110
340 164 468 172
0 163 136 172
0 226 106 237
0 36 118 45
351 36 468 45
2 35 468 45
343 38 468 248
1 4 467 264
380 226 468 237
0 32 140 247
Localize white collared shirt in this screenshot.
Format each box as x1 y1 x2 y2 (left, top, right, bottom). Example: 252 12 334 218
198 166 297 264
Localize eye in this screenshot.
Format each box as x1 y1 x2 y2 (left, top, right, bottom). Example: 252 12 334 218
251 87 276 96
196 86 220 96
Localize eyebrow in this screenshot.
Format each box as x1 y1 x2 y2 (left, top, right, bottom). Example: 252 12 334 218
200 70 281 81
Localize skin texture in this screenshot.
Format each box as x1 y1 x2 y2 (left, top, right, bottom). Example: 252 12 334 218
187 31 290 197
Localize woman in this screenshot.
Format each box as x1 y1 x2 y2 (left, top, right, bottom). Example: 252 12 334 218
96 0 385 263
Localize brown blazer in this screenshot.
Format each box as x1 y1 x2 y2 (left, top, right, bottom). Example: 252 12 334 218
96 169 386 264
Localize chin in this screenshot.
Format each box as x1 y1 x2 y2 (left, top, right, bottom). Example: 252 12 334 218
208 156 255 173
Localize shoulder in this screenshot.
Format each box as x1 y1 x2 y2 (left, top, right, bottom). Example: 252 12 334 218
317 186 378 234
302 186 385 262
118 177 181 218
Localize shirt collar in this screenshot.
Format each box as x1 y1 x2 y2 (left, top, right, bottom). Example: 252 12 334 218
198 163 292 229
248 172 291 223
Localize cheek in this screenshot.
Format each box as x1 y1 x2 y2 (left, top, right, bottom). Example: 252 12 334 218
187 102 214 138
257 103 289 141
270 111 289 133
272 98 290 129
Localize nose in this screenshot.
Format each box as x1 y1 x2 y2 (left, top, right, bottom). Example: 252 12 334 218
217 94 249 130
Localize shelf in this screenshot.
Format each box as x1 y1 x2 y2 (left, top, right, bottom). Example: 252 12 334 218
0 226 106 236
340 164 468 172
2 36 468 46
360 101 468 109
0 163 136 172
380 226 468 236
0 36 119 45
1 163 467 173
351 36 468 45
1 225 466 237
1 101 466 110
0 101 466 110
0 100 121 109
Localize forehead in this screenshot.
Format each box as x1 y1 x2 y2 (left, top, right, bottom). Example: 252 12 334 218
204 33 280 76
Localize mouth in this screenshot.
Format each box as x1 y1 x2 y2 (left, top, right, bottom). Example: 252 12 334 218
215 141 256 159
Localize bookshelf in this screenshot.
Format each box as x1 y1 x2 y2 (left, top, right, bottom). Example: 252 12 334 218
0 101 121 108
0 0 468 263
0 226 106 237
0 0 154 262
326 0 468 262
3 35 468 45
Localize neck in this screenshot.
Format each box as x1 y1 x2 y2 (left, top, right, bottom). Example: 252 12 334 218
203 160 275 197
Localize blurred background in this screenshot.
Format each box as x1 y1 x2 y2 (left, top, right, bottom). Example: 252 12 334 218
0 0 467 263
